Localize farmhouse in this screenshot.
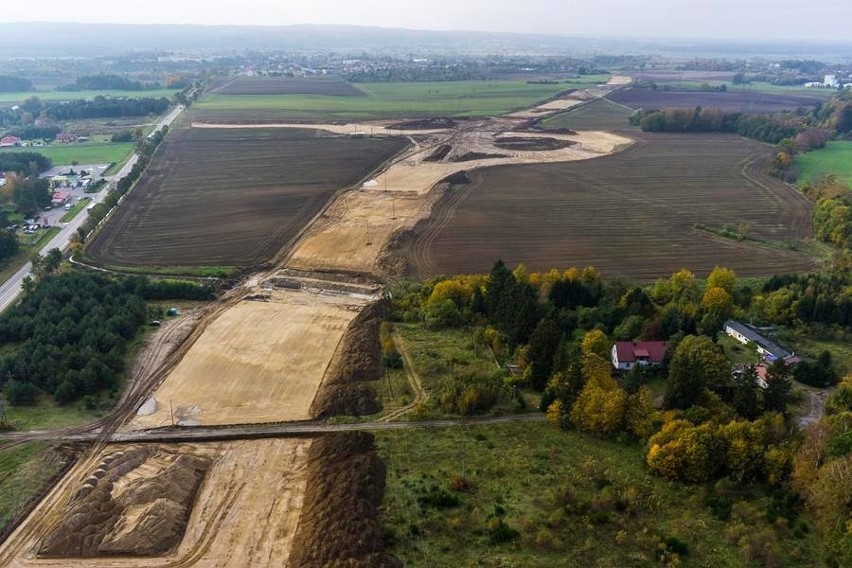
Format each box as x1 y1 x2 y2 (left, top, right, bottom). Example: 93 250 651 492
55 132 76 144
723 320 798 364
611 341 668 370
0 136 22 147
51 190 71 206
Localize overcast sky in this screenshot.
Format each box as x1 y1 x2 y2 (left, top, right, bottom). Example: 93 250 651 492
3 0 851 42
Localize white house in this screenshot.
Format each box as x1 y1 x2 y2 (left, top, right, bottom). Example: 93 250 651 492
824 75 839 88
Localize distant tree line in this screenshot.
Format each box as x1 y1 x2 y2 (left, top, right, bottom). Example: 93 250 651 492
57 74 161 91
0 75 34 93
44 96 170 121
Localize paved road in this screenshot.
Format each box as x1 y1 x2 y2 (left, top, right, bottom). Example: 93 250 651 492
1 413 546 445
0 105 183 313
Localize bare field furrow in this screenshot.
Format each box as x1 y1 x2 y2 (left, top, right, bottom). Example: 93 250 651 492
406 133 815 279
86 128 406 268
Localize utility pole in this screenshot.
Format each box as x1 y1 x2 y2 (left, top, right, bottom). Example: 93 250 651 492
170 400 175 427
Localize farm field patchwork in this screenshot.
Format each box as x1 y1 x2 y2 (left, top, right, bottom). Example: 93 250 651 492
796 140 852 186
404 132 816 280
541 98 640 131
127 289 369 429
607 87 824 113
86 127 407 268
212 76 365 96
191 78 609 122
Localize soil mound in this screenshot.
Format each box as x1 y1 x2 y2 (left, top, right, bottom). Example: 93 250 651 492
495 136 577 151
289 432 401 568
424 144 452 162
440 170 471 185
387 117 456 130
449 151 508 162
312 300 388 418
39 447 210 558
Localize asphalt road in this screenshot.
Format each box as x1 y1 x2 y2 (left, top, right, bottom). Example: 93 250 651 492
0 105 183 313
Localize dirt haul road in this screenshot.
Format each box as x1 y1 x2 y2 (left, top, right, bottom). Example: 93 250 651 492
0 439 311 567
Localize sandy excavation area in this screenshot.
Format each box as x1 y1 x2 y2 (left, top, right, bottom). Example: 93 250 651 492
0 439 312 567
127 288 369 429
284 128 633 275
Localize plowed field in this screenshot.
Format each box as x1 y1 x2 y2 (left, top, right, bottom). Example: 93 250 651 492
405 133 815 280
86 127 406 268
607 87 822 113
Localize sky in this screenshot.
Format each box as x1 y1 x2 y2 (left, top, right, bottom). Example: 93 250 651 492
3 0 851 42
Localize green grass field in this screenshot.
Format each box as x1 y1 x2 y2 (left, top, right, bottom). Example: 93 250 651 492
542 98 639 131
0 142 133 166
1 396 108 431
796 140 852 187
0 89 179 106
0 442 68 534
377 421 821 567
193 77 610 120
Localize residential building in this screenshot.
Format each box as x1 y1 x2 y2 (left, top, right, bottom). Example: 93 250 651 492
723 320 798 364
611 341 668 370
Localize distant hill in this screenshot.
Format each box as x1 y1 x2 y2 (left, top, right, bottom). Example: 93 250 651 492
0 23 850 59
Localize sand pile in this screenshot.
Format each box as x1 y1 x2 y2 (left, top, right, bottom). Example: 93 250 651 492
39 447 210 557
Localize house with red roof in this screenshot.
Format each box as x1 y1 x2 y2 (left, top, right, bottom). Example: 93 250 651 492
611 341 668 371
0 135 22 147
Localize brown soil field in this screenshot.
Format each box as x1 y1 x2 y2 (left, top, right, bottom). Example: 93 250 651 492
0 439 313 567
212 76 364 96
127 288 372 429
403 132 816 280
285 125 632 276
86 127 407 268
607 87 823 113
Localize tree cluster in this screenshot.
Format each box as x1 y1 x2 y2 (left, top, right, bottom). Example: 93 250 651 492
43 96 170 121
57 74 159 91
0 152 52 176
0 75 33 93
0 271 214 406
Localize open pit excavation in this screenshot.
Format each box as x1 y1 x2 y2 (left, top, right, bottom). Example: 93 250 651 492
126 286 379 430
